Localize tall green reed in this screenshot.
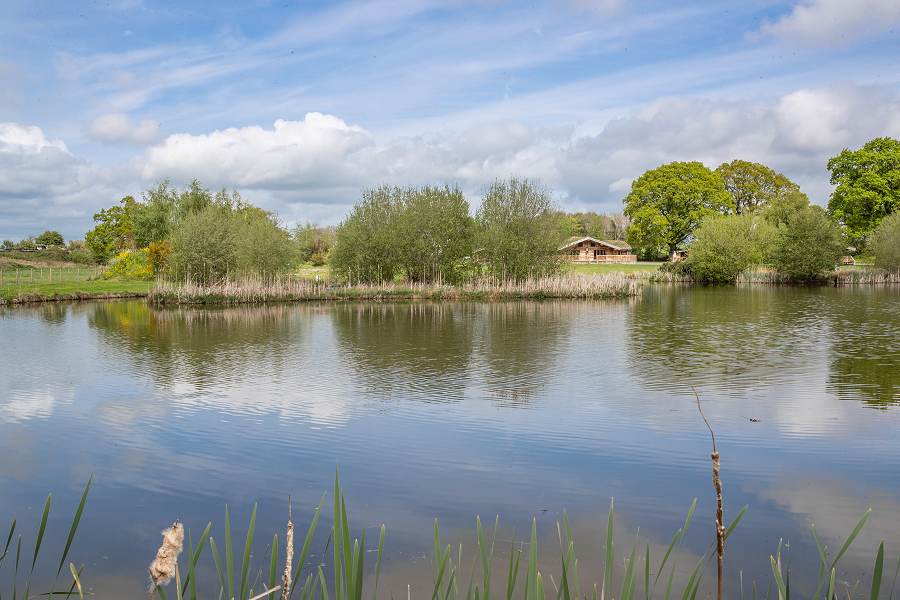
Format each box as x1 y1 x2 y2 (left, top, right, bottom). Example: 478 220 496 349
0 476 91 600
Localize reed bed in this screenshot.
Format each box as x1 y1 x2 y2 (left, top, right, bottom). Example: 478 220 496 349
5 473 895 600
148 274 640 305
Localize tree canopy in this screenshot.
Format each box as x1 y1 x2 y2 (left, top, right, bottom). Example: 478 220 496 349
715 160 802 214
475 177 562 281
827 137 900 245
35 230 64 246
623 161 733 257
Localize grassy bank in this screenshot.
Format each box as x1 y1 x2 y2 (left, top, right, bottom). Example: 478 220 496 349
149 274 640 305
0 259 151 304
568 261 664 275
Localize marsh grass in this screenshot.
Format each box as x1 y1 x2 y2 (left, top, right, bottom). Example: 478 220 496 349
148 274 639 305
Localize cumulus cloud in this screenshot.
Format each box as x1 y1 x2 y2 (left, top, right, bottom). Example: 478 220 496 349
87 113 160 145
0 122 127 239
141 113 372 188
758 0 900 46
133 85 900 221
4 84 900 239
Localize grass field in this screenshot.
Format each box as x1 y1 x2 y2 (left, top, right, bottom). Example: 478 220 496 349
0 261 150 303
567 261 664 274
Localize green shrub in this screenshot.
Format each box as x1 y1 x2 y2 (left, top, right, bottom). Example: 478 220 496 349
169 204 238 284
685 214 774 283
330 186 406 283
103 248 154 280
871 212 900 270
770 206 844 281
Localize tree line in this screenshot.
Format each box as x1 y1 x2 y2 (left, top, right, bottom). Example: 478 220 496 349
622 137 899 280
26 135 898 285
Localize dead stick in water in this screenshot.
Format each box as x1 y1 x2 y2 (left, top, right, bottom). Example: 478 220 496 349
694 386 725 600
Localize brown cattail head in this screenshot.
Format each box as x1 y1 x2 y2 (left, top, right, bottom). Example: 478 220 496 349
149 521 184 590
281 498 295 600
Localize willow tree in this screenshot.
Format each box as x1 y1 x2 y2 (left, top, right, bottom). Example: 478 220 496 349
396 185 473 283
475 177 562 281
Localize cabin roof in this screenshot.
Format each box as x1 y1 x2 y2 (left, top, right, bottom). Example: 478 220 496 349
558 236 632 251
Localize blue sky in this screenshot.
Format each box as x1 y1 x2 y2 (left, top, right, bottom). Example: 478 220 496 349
1 0 900 240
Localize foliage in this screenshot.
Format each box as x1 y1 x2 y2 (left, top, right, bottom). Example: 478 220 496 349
147 240 172 275
870 212 900 271
827 137 900 246
762 190 811 228
35 230 65 246
233 207 298 280
624 161 733 257
770 206 845 281
133 180 178 247
715 160 802 214
1 239 13 250
475 177 562 281
85 198 137 263
330 186 405 283
169 204 239 284
563 211 629 240
396 185 473 283
685 214 775 283
103 248 154 280
294 223 336 263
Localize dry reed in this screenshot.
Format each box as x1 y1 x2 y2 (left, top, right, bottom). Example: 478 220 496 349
694 387 725 600
148 273 639 305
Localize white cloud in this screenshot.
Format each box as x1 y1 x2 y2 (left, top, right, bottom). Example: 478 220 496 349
758 0 900 46
87 113 160 145
134 85 900 221
4 83 900 239
141 113 372 188
0 122 128 240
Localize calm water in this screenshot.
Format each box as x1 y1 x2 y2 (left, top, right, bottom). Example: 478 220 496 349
1 287 899 597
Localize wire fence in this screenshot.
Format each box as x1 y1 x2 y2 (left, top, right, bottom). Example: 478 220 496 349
0 265 104 287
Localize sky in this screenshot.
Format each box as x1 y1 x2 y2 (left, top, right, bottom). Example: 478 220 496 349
1 0 900 241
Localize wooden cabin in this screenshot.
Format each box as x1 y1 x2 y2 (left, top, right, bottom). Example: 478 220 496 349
559 237 637 263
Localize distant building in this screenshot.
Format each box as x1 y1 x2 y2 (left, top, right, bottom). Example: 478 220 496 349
558 236 637 263
670 249 688 262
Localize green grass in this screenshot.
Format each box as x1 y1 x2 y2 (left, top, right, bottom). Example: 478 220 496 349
566 262 664 275
0 279 152 303
0 258 152 303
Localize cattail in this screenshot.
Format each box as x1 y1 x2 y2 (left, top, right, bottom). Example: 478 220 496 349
149 521 184 592
281 498 295 600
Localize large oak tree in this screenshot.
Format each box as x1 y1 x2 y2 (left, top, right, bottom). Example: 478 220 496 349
623 161 733 257
827 137 900 245
715 160 802 214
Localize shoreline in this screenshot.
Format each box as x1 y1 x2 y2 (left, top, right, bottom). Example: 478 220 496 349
3 272 898 307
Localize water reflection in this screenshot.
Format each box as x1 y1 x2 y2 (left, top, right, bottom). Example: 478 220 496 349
826 288 900 407
1 289 899 598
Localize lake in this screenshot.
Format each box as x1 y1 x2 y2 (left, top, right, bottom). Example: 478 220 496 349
1 286 899 598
